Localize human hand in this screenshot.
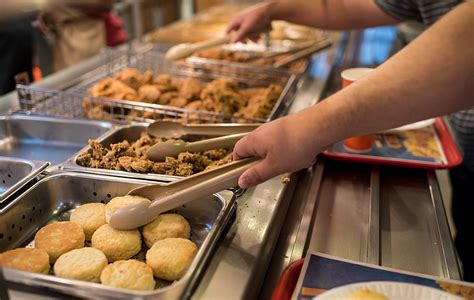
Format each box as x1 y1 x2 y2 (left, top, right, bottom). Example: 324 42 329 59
226 2 275 43
233 115 322 188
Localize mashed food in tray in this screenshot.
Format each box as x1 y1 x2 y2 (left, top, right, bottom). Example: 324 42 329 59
84 67 283 121
1 199 198 291
76 131 233 176
401 128 442 160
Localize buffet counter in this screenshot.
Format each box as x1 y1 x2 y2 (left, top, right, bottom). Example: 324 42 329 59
0 28 460 299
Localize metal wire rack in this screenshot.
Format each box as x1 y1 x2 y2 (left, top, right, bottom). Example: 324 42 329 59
17 49 297 124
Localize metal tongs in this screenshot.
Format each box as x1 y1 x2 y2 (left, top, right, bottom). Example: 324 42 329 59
108 157 260 230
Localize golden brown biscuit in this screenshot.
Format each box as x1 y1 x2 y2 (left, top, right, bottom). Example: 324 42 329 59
100 259 155 291
142 214 191 248
91 224 141 262
54 247 107 282
35 222 85 263
146 238 197 281
0 248 50 274
105 195 151 223
70 203 106 241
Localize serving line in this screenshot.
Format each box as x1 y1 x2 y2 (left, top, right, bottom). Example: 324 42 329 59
1 32 340 299
3 27 456 299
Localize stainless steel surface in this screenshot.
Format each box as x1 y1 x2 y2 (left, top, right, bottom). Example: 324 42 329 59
193 173 297 299
17 50 297 124
0 171 236 299
378 166 456 277
111 158 259 230
0 157 49 205
368 166 380 265
0 114 113 165
427 171 461 280
308 161 372 262
263 159 460 295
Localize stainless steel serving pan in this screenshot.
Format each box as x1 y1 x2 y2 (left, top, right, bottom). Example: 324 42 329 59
0 156 49 205
0 114 113 165
0 171 236 299
61 123 219 181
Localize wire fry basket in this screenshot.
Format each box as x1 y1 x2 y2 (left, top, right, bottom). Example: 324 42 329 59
17 50 297 124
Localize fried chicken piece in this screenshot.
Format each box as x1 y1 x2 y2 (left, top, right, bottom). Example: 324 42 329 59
131 132 155 158
179 77 202 101
88 78 137 101
83 103 115 121
184 100 203 111
88 139 108 159
153 74 179 94
76 152 92 167
203 148 229 160
154 74 172 86
195 48 226 60
137 85 161 103
205 153 233 171
110 140 135 157
175 162 194 176
239 84 283 119
151 162 168 174
158 91 179 105
118 156 154 173
169 97 188 108
200 78 245 114
115 68 153 90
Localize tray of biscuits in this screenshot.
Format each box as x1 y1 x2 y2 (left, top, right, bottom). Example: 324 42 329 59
0 171 236 299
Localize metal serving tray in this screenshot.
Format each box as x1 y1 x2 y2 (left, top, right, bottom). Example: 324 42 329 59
17 50 297 124
186 54 310 76
0 171 236 299
0 156 49 205
0 114 113 165
61 123 224 181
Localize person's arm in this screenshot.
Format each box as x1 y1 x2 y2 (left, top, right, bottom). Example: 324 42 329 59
234 1 474 188
227 1 399 42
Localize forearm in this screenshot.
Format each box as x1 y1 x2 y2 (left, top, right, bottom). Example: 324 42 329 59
301 2 474 149
267 0 398 29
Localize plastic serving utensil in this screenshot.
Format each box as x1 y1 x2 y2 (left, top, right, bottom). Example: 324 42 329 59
273 39 332 68
108 157 260 230
165 35 232 60
147 121 260 139
147 132 247 162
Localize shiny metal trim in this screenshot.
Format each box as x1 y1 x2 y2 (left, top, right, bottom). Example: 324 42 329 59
367 166 380 265
427 171 461 280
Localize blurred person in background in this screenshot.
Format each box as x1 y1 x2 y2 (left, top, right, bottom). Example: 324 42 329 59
0 18 34 95
227 0 474 281
38 1 127 71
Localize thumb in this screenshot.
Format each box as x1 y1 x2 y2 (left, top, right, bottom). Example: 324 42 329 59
238 158 277 189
